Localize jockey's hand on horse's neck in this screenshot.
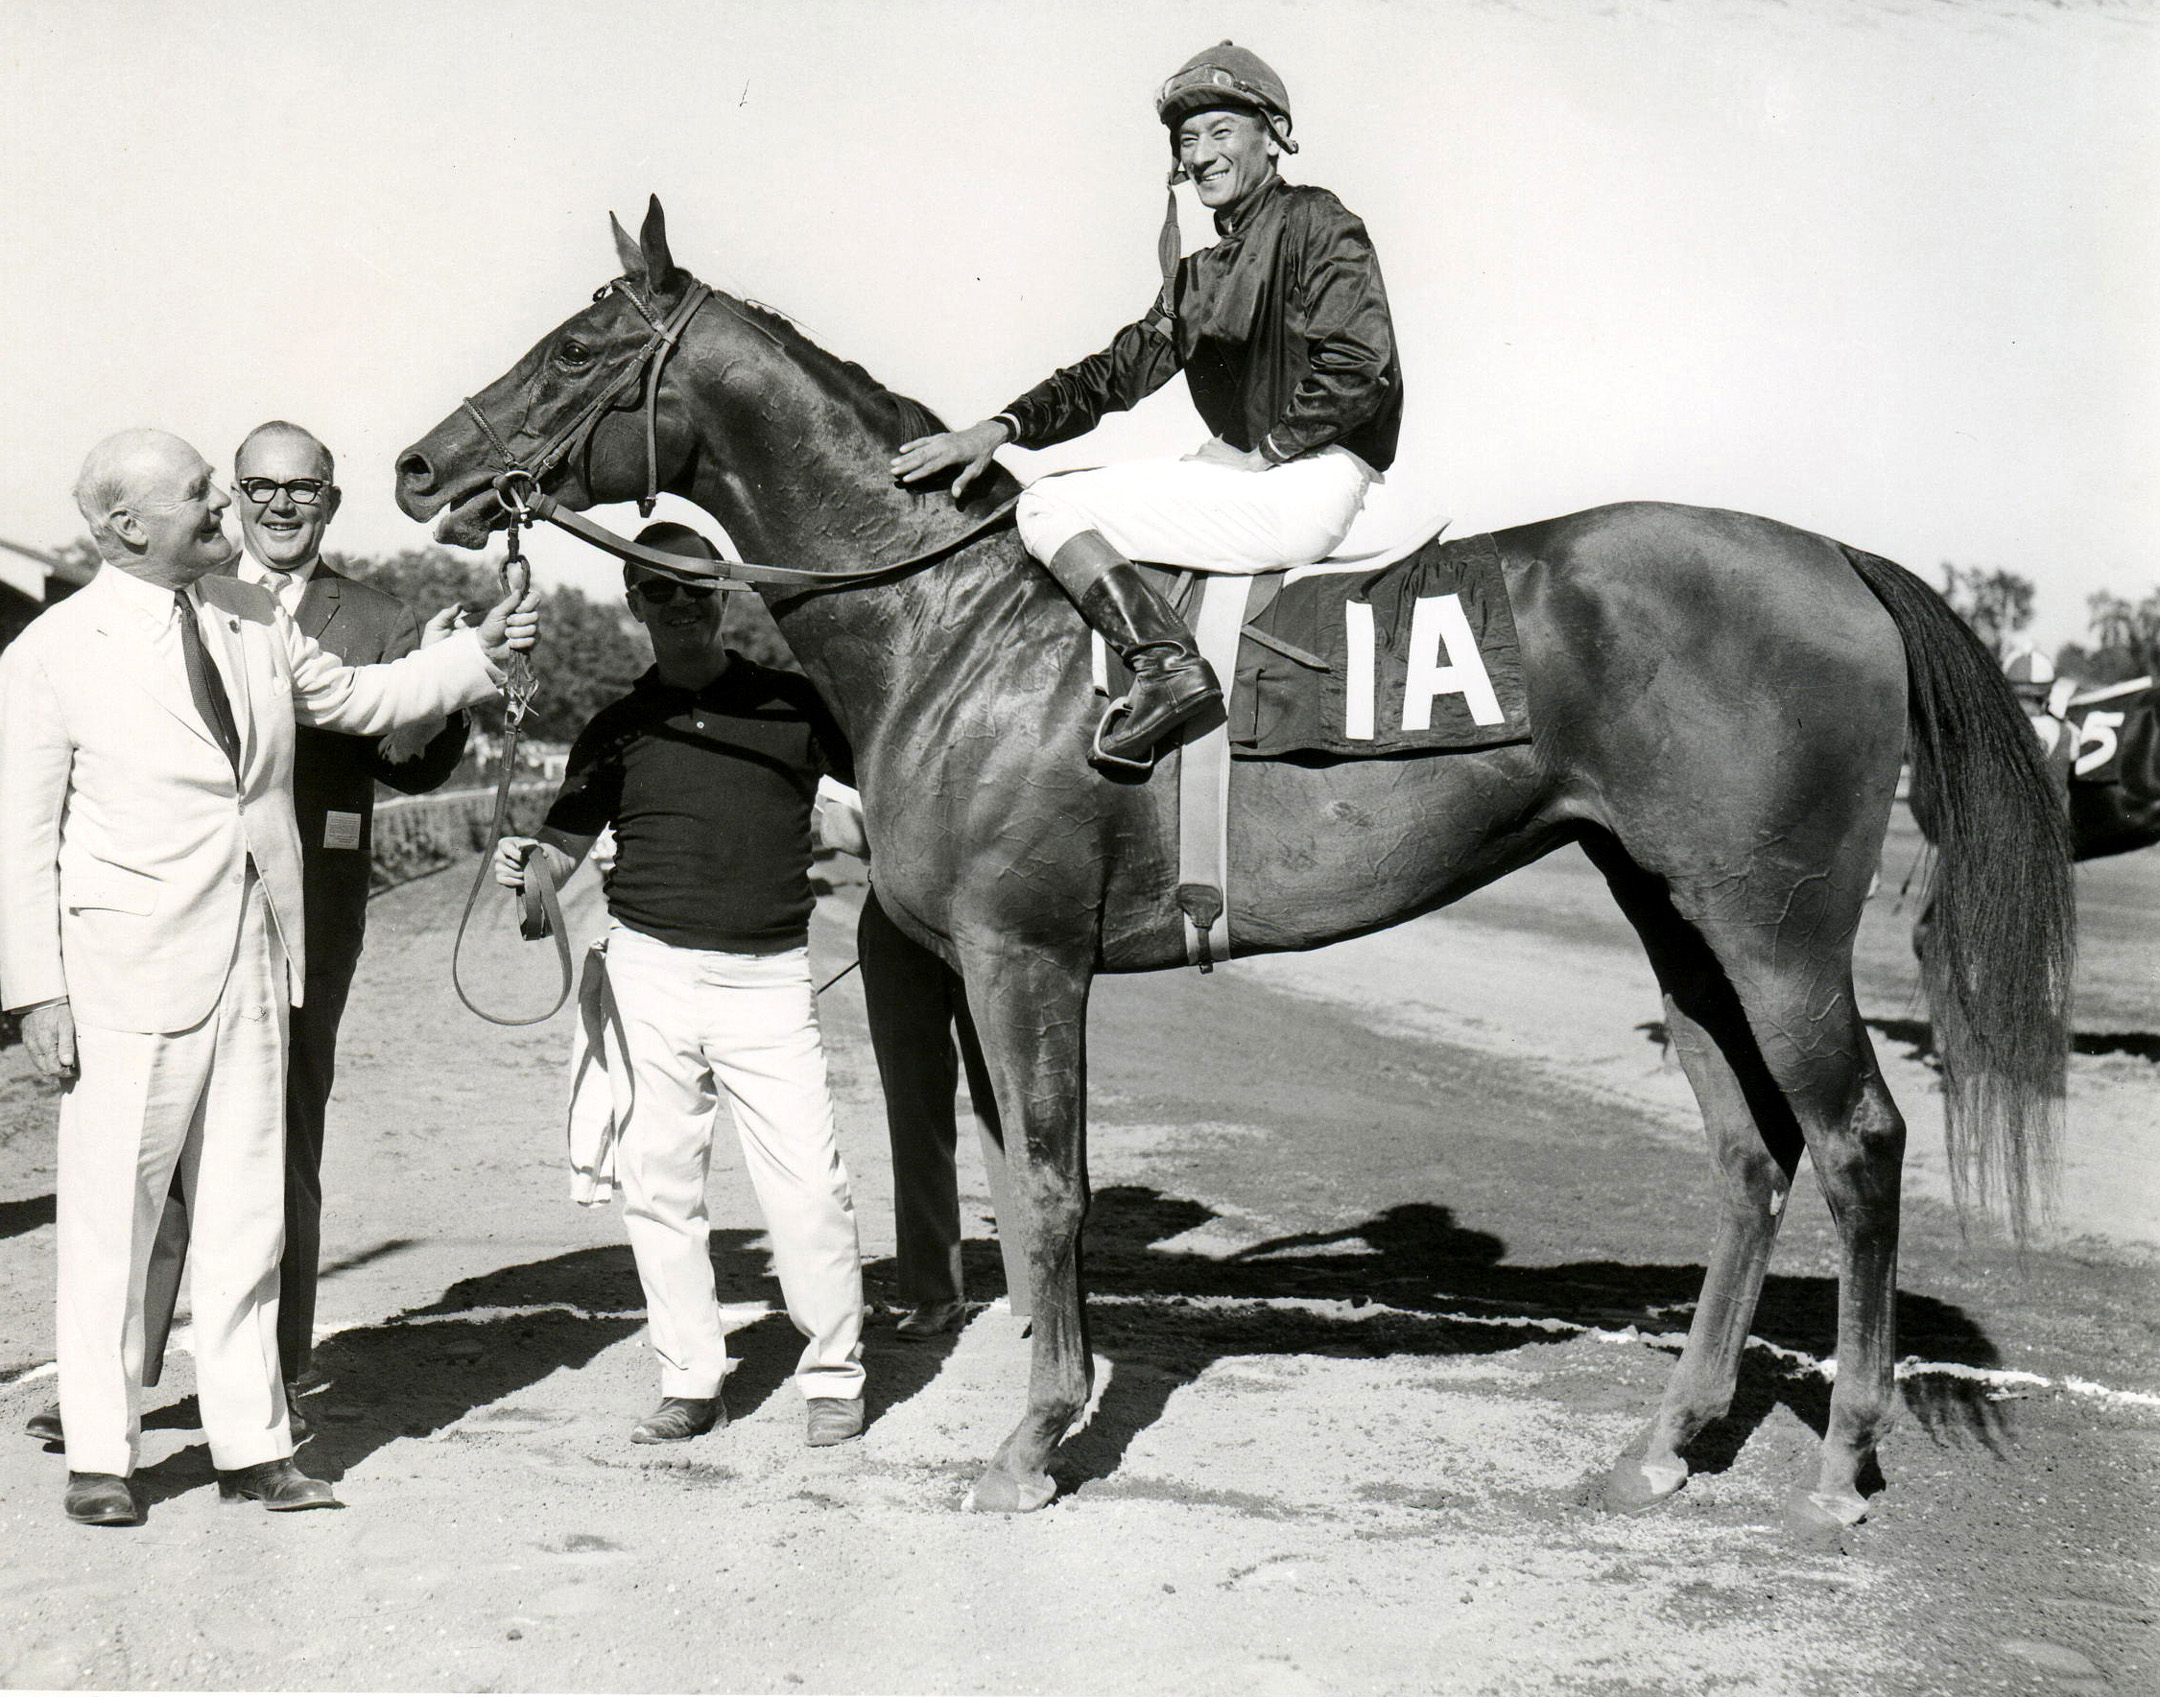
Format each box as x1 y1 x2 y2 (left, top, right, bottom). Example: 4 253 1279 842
890 418 1013 503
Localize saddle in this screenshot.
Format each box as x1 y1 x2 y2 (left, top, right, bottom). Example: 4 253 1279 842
1092 528 1533 970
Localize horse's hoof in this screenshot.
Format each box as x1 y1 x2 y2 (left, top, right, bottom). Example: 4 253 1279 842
964 1469 1056 1514
1598 1454 1689 1513
1782 1485 1868 1538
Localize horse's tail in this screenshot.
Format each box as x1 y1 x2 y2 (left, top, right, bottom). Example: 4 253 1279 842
1843 545 2073 1239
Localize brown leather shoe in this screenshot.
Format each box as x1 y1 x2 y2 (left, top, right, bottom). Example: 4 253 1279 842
895 1300 968 1339
805 1396 865 1447
630 1396 723 1444
26 1402 62 1444
64 1471 141 1526
217 1458 339 1511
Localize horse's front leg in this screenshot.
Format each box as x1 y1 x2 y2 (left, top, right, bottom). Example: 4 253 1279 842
955 941 1093 1513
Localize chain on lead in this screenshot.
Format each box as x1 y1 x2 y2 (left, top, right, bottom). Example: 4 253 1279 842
498 501 540 734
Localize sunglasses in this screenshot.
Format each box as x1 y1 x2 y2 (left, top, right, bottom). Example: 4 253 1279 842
631 576 719 605
237 477 333 506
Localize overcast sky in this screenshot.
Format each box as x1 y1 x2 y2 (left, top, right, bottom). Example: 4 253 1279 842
1 0 2152 646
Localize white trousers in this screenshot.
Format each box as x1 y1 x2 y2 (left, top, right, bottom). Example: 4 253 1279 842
604 924 865 1402
57 872 293 1476
1015 444 1374 574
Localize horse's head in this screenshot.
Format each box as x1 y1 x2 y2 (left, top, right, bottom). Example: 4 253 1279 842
396 196 706 548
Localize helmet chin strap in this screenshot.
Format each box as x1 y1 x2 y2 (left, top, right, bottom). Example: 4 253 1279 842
1159 168 1186 294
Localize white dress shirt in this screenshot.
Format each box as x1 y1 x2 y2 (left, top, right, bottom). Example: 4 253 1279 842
239 555 315 620
97 561 224 705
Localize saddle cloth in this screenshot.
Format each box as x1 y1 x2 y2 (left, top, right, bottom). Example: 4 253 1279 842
2064 677 2158 786
1096 531 1533 762
1091 532 1532 970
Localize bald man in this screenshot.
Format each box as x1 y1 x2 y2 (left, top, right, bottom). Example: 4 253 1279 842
119 423 471 1413
0 429 535 1525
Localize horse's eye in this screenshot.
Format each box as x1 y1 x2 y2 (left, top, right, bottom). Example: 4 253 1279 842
557 340 594 368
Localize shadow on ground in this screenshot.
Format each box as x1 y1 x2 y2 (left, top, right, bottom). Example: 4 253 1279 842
1037 1185 2006 1501
0 1194 55 1243
125 1230 964 1499
110 1182 2004 1506
1853 1014 2160 1068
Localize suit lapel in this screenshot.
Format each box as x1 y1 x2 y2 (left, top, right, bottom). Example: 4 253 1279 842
84 574 225 755
301 567 343 647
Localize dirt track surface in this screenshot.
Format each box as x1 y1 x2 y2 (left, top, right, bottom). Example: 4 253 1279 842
0 822 2155 1696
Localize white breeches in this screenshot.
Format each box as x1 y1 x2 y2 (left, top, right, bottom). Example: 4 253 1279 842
58 870 294 1476
1015 445 1375 574
604 924 865 1402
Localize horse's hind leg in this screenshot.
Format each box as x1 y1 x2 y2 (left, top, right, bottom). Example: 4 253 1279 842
1598 840 1908 1531
1589 843 1804 1510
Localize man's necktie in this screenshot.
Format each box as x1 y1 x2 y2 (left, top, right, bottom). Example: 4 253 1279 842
173 590 242 775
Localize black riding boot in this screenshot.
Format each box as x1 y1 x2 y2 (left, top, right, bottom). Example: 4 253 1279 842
1047 533 1222 770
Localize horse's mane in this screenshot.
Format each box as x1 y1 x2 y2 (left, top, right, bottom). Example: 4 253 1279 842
716 288 949 446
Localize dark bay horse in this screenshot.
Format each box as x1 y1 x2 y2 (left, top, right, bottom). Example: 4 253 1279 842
396 202 2072 1533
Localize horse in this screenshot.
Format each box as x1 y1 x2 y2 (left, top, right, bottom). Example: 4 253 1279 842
395 200 2072 1533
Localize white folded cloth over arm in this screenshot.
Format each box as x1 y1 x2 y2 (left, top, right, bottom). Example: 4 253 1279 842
565 937 631 1205
812 777 867 859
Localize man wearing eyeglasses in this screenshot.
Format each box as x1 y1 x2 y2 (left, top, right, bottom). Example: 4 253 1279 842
495 522 868 1450
892 41 1403 770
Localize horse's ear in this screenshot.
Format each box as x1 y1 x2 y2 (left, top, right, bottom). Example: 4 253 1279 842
638 195 681 288
610 211 646 283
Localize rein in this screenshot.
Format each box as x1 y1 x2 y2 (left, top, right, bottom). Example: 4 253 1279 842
449 509 575 1026
506 480 1019 593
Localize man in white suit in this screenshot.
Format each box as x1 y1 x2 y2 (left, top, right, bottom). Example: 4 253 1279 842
0 428 536 1526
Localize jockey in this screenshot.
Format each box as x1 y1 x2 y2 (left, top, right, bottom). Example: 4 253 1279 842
2005 645 2075 763
892 41 1404 769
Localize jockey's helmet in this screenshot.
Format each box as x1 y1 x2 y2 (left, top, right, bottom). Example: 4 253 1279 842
2004 646 2056 691
1158 42 1297 156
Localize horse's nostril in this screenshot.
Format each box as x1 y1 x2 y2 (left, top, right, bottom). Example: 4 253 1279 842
397 449 434 490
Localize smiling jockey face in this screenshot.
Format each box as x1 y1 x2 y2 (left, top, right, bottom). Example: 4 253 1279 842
1176 108 1278 213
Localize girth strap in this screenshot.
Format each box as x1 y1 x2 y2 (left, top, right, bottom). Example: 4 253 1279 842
1175 573 1251 970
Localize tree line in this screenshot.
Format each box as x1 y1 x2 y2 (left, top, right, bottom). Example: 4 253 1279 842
1936 563 2156 686
26 538 798 747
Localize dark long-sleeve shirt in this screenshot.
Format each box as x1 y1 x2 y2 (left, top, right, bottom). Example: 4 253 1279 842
543 658 853 954
997 177 1402 472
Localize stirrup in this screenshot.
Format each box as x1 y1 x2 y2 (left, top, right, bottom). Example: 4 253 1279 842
1089 697 1160 773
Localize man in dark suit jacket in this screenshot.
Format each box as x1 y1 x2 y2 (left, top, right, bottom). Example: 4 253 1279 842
133 422 467 1399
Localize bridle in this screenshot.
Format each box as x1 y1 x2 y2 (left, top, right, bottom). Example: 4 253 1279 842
447 270 1018 1027
446 272 714 1029
465 272 1019 594
461 276 713 522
